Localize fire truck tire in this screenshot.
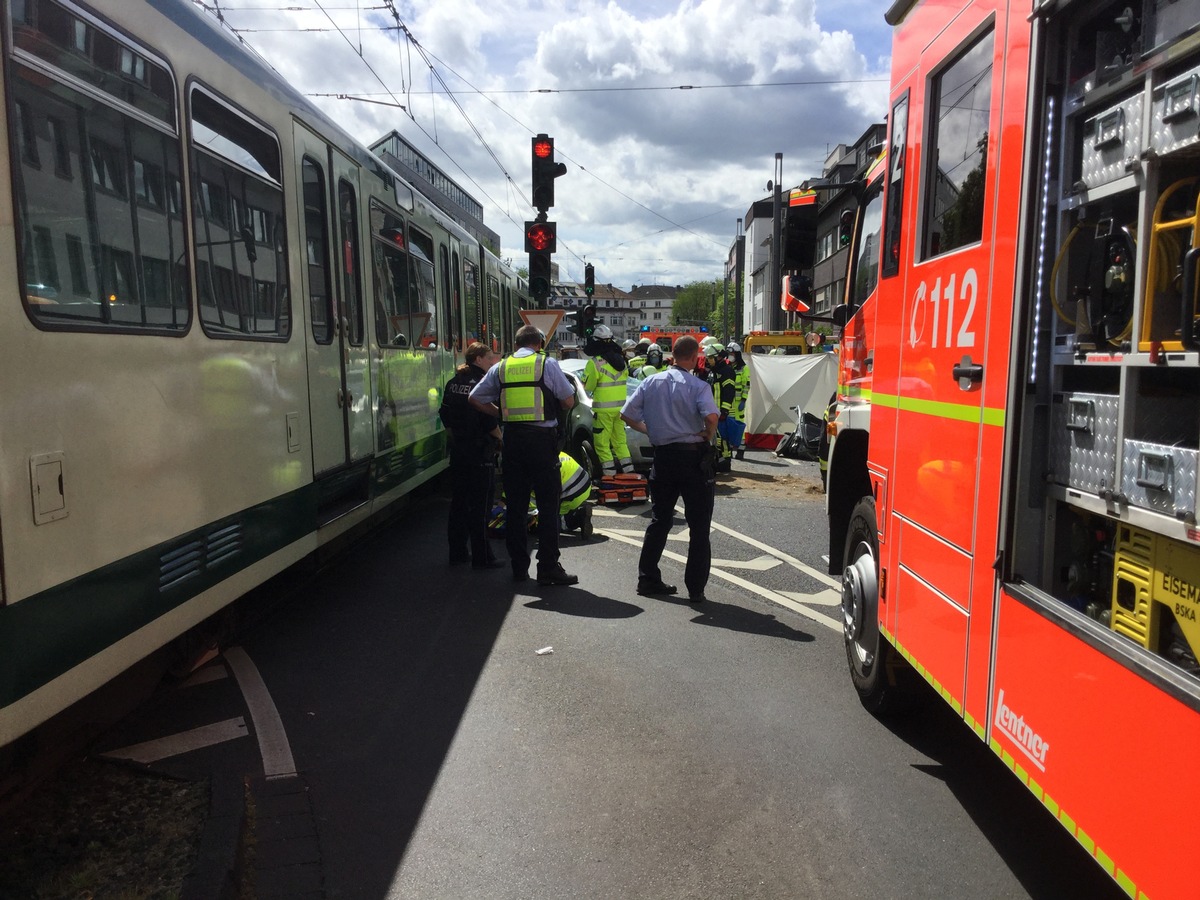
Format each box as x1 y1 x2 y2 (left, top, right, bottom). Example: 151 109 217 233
841 496 907 715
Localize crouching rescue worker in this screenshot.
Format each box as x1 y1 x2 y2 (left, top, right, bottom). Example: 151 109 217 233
558 450 593 537
583 324 633 477
439 342 503 568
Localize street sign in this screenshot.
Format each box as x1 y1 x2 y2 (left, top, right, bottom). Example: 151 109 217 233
518 309 565 339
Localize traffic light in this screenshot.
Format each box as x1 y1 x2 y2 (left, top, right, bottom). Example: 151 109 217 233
529 247 552 305
566 303 595 339
531 134 567 211
524 219 557 254
839 208 855 246
584 263 594 297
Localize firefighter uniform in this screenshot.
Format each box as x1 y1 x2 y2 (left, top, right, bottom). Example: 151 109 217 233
728 342 750 460
709 349 736 472
584 352 632 476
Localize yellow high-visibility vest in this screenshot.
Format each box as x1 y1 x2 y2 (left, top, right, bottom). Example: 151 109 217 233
498 353 549 423
584 357 627 411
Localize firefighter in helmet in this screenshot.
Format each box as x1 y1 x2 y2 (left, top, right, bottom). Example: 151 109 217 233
726 341 749 460
627 338 652 375
708 344 736 473
583 324 633 476
633 344 664 380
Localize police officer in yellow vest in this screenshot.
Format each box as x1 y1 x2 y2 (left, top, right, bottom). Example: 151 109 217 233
582 324 632 477
469 325 579 586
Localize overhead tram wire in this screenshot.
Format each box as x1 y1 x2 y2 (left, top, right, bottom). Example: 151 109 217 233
374 45 729 250
207 0 529 237
312 76 889 96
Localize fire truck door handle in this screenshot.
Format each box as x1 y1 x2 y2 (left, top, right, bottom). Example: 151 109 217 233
952 355 983 390
1181 247 1200 351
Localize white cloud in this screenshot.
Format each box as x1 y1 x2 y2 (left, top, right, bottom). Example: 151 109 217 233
198 0 889 288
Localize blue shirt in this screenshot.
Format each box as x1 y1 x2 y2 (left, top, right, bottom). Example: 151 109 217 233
621 366 718 445
468 348 574 428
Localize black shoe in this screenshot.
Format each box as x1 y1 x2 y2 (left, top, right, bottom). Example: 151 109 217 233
735 448 745 460
537 565 579 586
473 559 506 570
689 594 707 604
513 569 529 583
637 581 678 596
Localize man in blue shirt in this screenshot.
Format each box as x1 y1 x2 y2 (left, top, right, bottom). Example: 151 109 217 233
621 335 719 603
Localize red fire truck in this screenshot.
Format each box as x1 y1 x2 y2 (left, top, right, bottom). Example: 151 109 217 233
825 2 1200 897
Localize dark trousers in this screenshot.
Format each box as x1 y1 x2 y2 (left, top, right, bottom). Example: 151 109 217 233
502 425 562 574
447 445 494 563
638 442 715 598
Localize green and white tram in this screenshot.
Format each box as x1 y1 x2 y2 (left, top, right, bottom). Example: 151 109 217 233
0 0 527 747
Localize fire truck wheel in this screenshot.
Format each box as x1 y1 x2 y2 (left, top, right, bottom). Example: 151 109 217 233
841 496 906 715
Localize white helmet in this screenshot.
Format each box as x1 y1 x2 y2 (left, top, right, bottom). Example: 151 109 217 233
593 324 614 340
727 341 742 353
622 339 636 350
708 343 725 355
700 335 721 348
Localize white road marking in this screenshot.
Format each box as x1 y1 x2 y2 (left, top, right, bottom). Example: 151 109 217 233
180 665 228 688
101 717 247 764
225 645 297 781
709 554 784 571
777 588 842 607
695 506 840 590
598 529 842 633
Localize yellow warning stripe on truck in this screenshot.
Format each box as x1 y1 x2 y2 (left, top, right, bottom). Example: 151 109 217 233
872 391 1006 428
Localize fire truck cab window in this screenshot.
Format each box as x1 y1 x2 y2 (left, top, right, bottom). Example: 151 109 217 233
851 189 884 306
922 29 994 259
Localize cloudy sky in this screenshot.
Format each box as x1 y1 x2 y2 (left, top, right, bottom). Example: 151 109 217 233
198 0 892 289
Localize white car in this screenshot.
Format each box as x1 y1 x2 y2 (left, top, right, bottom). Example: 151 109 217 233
562 357 654 472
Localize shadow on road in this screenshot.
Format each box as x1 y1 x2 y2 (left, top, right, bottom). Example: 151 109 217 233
524 591 644 619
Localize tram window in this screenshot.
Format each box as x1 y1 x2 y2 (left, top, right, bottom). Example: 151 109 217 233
407 227 437 349
337 180 364 346
189 85 288 340
451 249 463 352
922 29 994 260
12 64 189 332
463 259 481 344
302 158 333 345
486 274 501 351
12 0 176 127
370 203 412 347
439 245 454 351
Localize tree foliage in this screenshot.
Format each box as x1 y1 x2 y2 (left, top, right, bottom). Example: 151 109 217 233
671 280 723 327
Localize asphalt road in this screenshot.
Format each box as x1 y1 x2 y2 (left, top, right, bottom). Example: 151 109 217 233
97 454 1126 899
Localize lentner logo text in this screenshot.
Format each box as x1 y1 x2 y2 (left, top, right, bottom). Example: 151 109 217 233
994 689 1050 772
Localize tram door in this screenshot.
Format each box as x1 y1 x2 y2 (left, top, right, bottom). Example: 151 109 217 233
293 124 372 475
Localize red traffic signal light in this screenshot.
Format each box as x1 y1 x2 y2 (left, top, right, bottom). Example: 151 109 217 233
524 220 557 254
531 133 566 211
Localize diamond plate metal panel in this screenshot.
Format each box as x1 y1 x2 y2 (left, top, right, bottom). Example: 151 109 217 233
1121 439 1199 518
1049 392 1120 493
1081 93 1144 189
1151 65 1200 158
